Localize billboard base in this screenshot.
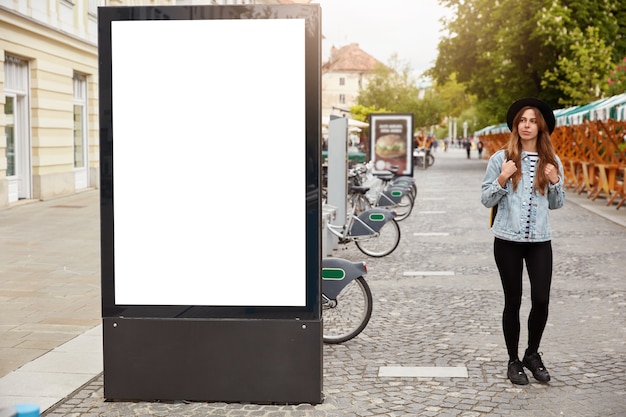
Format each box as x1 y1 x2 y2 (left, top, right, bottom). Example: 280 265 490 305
102 317 323 404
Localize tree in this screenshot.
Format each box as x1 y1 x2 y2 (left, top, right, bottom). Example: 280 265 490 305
536 3 615 106
349 104 390 123
356 55 444 130
357 54 420 114
435 73 474 119
432 0 626 121
431 0 551 123
606 57 626 97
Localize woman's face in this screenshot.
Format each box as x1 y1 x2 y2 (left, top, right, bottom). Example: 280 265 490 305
517 108 539 142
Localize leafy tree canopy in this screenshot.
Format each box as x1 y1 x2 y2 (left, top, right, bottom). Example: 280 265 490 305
356 54 444 131
431 0 626 125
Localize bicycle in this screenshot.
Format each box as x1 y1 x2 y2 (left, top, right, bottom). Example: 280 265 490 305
327 190 401 257
386 165 418 200
348 163 415 221
413 147 435 169
322 257 372 344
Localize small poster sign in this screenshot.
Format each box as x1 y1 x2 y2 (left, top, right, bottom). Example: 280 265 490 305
369 113 414 176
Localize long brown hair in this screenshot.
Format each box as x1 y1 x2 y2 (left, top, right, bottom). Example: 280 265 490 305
506 106 558 195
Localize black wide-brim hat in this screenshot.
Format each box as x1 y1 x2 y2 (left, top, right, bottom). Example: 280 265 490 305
506 97 555 134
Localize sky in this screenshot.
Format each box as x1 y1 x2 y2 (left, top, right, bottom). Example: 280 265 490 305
312 0 452 81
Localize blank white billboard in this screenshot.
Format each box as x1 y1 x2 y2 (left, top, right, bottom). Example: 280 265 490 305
110 18 306 306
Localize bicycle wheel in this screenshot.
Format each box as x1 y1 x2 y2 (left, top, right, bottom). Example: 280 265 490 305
427 154 435 167
355 218 401 257
393 193 414 221
322 276 372 344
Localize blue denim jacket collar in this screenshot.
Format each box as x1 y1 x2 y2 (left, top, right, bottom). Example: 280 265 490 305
481 149 565 242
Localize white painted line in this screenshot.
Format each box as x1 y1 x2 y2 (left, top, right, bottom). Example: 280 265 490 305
379 366 468 378
414 232 449 236
418 211 447 214
403 271 455 277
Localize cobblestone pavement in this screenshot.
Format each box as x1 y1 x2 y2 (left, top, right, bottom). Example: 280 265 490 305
19 148 626 416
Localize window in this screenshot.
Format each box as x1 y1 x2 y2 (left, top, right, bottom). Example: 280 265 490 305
339 77 345 86
4 96 15 176
339 94 345 104
88 0 98 17
4 54 30 200
4 55 28 178
73 73 87 168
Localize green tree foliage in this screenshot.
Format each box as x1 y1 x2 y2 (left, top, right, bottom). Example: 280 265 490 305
606 57 626 96
357 55 419 113
431 0 626 123
356 54 443 130
413 90 447 130
541 27 614 106
536 2 615 106
436 73 475 118
349 104 391 123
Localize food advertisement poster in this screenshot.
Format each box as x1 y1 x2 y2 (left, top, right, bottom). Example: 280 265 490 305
370 113 414 176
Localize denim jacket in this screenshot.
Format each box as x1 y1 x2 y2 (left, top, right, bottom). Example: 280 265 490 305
481 149 565 242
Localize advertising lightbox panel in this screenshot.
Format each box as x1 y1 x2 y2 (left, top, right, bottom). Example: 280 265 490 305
369 113 414 176
99 5 321 314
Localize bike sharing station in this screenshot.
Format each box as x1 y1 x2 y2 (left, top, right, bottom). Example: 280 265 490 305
98 4 322 404
323 116 349 256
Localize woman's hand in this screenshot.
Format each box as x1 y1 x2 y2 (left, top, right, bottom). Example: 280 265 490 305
498 160 517 187
545 163 559 184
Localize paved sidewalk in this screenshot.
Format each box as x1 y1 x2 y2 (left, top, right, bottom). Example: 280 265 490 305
1 147 625 416
0 190 102 412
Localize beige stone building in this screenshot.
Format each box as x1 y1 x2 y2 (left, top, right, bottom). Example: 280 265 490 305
321 43 382 121
0 0 309 208
1 1 101 207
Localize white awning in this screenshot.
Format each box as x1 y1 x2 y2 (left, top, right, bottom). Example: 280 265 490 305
322 116 369 128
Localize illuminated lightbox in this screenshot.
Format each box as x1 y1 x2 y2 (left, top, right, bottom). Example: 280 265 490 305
106 17 308 306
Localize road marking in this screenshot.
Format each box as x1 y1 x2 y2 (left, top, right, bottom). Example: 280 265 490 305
403 271 455 277
413 232 450 236
379 366 468 378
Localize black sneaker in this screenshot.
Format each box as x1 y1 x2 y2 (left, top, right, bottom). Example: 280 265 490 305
523 352 551 382
507 359 529 385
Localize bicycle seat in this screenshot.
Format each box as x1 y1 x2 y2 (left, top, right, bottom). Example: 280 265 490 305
349 185 370 194
373 172 394 182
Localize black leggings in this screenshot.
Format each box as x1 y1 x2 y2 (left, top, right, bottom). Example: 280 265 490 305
494 238 553 361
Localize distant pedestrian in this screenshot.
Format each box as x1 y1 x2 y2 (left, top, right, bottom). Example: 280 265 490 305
464 139 471 158
476 139 484 159
480 98 565 386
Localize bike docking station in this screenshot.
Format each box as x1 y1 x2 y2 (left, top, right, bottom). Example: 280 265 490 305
324 116 349 256
98 5 322 404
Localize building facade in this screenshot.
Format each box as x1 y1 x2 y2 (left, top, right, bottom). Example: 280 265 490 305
321 43 381 121
1 1 101 207
0 0 309 208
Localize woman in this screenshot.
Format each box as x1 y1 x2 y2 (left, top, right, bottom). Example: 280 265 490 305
481 98 565 385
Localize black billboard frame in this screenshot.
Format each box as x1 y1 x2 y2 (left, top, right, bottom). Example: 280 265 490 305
98 4 322 404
